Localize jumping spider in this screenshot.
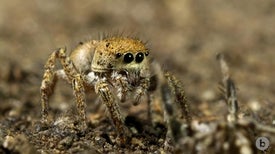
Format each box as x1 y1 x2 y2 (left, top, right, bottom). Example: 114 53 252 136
40 36 191 145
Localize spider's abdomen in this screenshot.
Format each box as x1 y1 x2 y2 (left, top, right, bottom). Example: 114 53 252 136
70 41 97 74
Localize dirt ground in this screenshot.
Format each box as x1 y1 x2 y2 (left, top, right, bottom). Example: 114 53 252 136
0 0 275 153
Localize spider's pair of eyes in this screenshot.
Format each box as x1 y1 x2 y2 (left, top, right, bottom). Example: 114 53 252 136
115 51 149 64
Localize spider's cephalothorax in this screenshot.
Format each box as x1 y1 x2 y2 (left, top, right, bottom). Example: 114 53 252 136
91 37 152 104
91 37 150 73
40 36 191 146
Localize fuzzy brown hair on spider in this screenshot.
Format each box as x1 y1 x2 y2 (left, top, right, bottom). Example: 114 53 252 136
40 36 191 148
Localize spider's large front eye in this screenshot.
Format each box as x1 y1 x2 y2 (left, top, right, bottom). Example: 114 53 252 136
135 52 144 63
123 53 134 63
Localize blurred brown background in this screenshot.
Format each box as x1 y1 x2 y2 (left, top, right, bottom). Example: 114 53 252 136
0 0 275 117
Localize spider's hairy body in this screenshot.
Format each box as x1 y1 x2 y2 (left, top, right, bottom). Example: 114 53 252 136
40 36 191 146
91 37 149 72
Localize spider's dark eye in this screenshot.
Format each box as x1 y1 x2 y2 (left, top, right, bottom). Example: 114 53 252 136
145 51 149 56
106 42 110 47
115 53 122 59
135 52 144 63
123 53 134 63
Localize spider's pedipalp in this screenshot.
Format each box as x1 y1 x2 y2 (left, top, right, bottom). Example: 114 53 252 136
133 77 150 106
111 71 130 102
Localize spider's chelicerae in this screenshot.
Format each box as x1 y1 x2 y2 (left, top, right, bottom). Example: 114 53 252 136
40 36 191 145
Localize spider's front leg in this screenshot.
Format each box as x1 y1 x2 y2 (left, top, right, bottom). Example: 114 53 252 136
95 79 131 145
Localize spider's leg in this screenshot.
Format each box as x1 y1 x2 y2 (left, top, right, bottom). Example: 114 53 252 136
160 82 177 152
72 74 87 129
164 72 192 125
146 74 163 125
40 51 59 123
40 50 71 123
95 79 131 145
160 72 192 152
57 48 87 129
40 48 87 129
41 67 69 123
146 93 153 124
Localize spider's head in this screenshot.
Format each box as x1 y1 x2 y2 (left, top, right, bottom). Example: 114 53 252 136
91 37 150 73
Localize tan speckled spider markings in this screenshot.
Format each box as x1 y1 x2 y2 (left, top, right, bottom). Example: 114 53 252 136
40 37 191 145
